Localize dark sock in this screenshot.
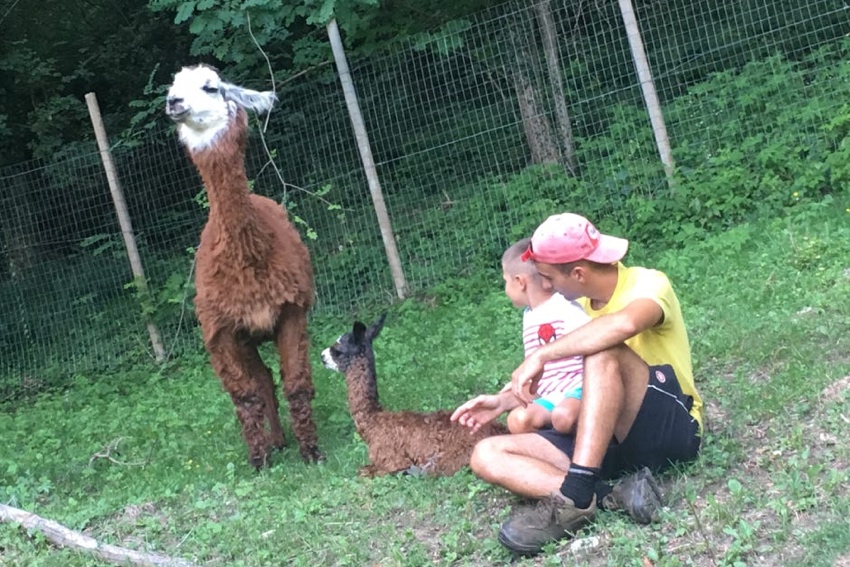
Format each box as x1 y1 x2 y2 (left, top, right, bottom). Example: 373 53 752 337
595 480 613 503
559 464 600 509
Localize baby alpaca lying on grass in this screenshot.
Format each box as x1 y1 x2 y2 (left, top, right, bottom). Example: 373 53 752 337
321 314 508 477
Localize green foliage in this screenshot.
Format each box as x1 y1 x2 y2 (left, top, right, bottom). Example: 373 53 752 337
124 64 170 145
0 1 193 166
26 96 89 160
147 0 374 73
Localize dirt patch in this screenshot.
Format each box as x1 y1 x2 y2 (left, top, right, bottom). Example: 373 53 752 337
821 376 850 403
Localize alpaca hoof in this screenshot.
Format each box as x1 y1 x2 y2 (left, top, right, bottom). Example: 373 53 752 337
358 465 378 477
403 465 428 477
249 453 271 469
300 446 324 464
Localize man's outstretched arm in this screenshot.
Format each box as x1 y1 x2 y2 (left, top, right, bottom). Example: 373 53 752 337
451 391 522 433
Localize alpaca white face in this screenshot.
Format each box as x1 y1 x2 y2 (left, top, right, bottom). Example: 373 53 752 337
320 335 346 372
166 65 235 150
320 346 340 372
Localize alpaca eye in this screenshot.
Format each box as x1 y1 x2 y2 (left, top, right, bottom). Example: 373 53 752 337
202 85 219 94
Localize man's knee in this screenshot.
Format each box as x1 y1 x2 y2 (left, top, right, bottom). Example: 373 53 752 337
584 345 648 385
584 348 620 379
470 436 500 479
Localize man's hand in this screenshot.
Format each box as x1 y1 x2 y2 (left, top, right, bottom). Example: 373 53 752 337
451 394 505 434
511 352 545 405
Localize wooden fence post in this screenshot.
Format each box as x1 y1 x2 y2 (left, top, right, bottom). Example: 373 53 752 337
85 92 166 362
327 18 409 299
618 0 676 187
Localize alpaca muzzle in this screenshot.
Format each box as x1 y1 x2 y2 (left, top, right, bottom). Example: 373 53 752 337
320 348 339 371
166 97 189 122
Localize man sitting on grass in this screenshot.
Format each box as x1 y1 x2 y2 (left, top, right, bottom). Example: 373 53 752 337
453 212 703 556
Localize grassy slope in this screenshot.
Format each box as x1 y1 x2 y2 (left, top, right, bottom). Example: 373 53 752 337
1 201 849 567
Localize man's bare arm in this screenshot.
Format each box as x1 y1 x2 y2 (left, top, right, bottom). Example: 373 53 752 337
511 298 663 404
536 298 664 363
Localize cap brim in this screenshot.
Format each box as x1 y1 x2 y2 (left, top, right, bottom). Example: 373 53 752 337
585 235 629 264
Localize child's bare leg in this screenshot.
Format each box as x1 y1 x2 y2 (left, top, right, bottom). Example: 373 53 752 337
507 403 553 433
551 397 582 434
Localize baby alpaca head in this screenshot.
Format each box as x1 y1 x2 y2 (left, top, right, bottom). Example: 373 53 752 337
321 313 387 373
165 64 277 151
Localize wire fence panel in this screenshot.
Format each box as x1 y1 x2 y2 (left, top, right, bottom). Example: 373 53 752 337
1 0 849 397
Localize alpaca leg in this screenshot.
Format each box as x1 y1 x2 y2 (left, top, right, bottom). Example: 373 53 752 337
207 334 274 468
244 347 286 450
276 305 322 463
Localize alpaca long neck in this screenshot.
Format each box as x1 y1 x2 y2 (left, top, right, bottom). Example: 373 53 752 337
344 357 382 429
187 108 265 250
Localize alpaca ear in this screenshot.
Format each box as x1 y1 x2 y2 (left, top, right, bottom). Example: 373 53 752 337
220 82 277 114
366 313 387 341
352 321 368 343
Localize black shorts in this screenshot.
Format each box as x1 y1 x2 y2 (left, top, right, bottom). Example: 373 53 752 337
537 364 701 479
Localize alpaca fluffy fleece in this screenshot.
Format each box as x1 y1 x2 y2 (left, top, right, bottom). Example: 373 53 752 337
166 65 320 467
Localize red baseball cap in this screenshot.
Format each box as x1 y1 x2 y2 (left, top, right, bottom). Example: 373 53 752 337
520 213 629 264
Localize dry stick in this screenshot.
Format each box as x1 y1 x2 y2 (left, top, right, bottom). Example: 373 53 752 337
246 11 276 135
244 12 338 209
685 497 719 567
0 503 197 567
88 437 149 467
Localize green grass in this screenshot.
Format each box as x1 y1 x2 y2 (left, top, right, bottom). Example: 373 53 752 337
2 201 850 566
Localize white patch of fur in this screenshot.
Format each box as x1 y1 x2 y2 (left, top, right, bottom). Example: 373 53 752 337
177 102 237 150
320 348 338 371
166 65 277 152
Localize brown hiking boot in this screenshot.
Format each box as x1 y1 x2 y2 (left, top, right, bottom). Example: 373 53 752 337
601 467 664 524
498 493 596 556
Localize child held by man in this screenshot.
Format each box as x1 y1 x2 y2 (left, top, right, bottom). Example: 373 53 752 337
452 238 590 435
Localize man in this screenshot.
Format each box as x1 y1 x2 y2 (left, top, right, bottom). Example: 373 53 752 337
452 212 703 555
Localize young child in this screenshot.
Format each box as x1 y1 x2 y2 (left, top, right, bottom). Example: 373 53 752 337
501 237 589 434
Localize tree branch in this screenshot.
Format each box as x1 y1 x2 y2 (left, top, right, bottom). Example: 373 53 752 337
0 503 197 567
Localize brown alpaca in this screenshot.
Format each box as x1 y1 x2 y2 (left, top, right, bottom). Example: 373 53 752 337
166 65 320 467
321 314 508 476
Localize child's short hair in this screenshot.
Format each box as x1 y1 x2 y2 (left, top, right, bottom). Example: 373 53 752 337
502 238 539 280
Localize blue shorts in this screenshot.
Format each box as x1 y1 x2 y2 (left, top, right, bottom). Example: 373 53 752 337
536 365 700 479
533 387 582 412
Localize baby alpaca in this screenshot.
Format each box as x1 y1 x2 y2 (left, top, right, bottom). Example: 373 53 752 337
321 314 508 477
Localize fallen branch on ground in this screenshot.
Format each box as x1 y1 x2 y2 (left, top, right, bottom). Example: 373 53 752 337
88 437 148 467
0 503 197 567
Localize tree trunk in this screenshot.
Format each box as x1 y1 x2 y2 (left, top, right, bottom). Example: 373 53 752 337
1 176 38 280
513 73 561 165
534 0 578 175
510 14 560 166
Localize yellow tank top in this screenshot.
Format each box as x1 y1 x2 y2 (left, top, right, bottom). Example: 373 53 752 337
578 263 703 432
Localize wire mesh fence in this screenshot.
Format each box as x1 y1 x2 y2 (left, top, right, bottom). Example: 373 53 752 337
1 0 849 396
